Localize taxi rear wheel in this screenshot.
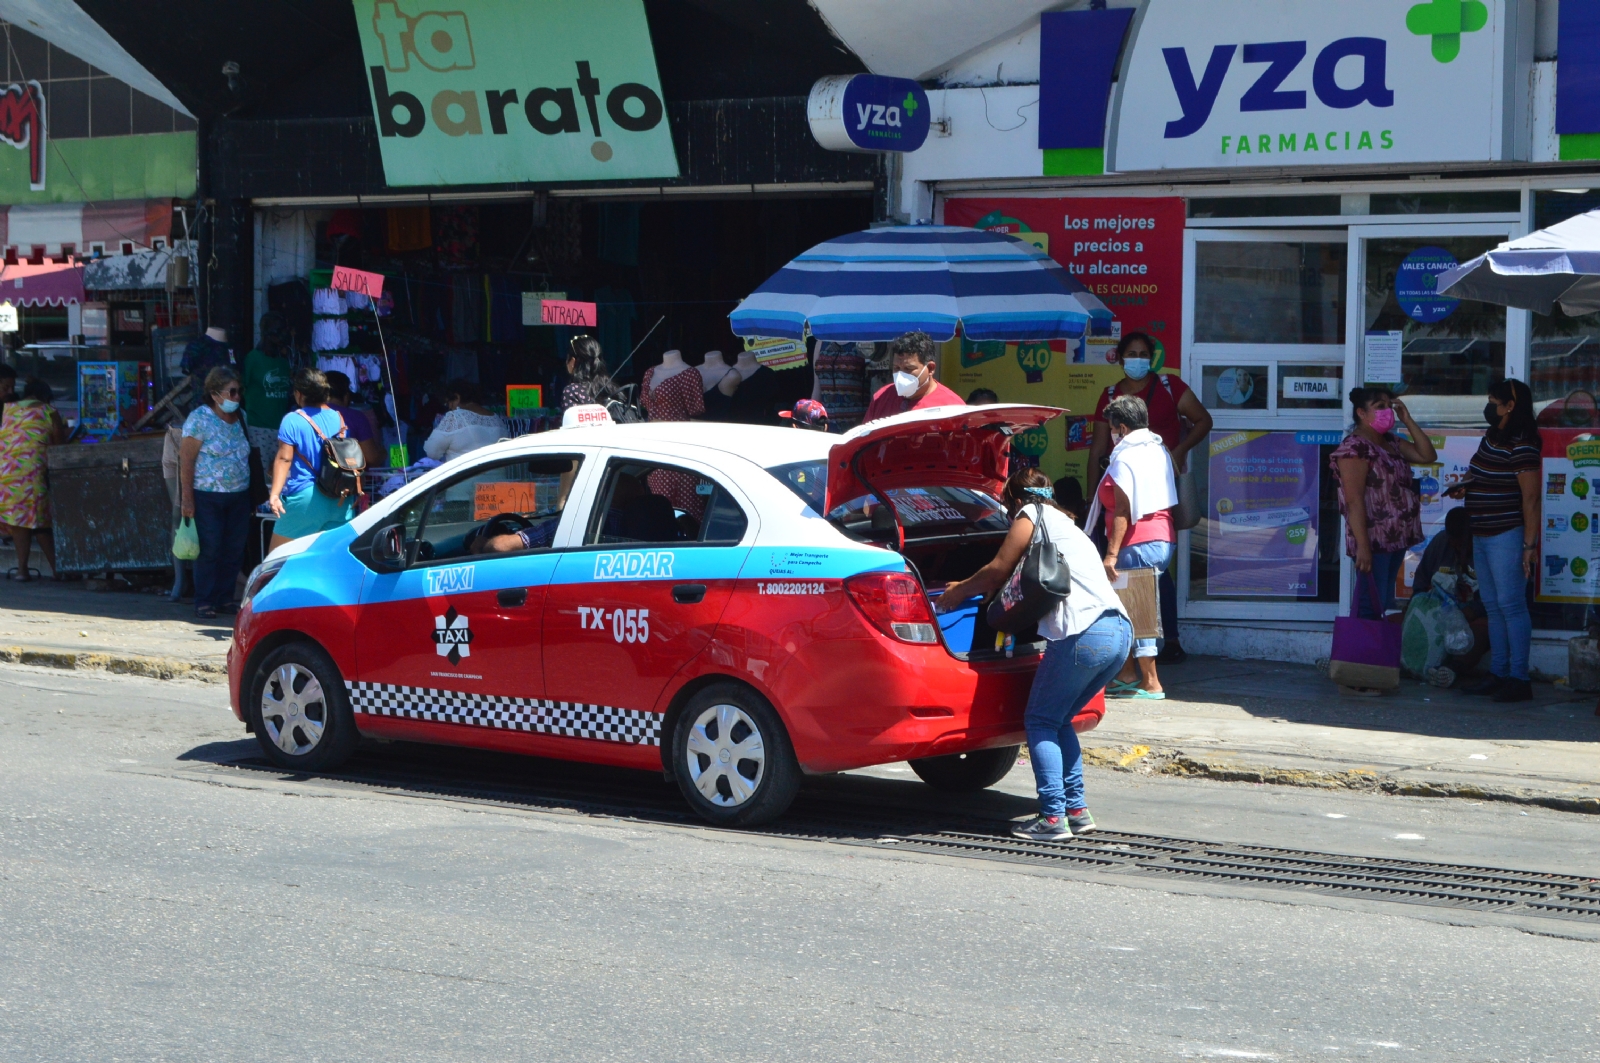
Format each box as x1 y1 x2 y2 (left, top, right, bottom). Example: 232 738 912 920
908 745 1021 792
671 684 800 827
249 642 358 772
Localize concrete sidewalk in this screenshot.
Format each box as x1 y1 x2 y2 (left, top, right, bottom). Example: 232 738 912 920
0 571 231 679
2 572 1597 810
1085 656 1600 814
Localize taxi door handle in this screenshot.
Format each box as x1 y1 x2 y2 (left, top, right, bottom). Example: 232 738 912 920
672 584 707 604
497 588 528 608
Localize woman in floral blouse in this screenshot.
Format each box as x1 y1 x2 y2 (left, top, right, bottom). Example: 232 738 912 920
1330 386 1437 619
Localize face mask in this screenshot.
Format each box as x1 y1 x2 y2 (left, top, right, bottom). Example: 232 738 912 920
893 368 923 398
1483 401 1501 427
1368 408 1395 433
1123 357 1151 381
219 399 240 413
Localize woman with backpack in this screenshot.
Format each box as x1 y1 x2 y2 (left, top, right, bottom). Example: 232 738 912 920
267 367 362 551
561 335 628 414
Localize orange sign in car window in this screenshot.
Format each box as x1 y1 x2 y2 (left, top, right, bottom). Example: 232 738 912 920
474 482 542 520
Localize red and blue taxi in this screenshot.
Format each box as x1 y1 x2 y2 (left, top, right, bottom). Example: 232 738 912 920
228 404 1104 826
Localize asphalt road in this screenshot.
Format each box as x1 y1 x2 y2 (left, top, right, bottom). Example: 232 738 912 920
2 663 1598 1062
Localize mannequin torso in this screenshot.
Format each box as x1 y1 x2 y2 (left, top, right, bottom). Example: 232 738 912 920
651 349 691 383
733 351 760 381
697 351 728 393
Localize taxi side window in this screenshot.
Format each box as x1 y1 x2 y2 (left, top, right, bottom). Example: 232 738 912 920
411 454 583 565
586 460 747 546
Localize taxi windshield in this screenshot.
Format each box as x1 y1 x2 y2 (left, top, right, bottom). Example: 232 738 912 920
767 460 1010 542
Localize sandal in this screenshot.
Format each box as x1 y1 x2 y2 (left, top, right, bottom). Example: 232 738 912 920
1124 689 1167 700
6 567 40 582
194 606 218 620
1105 680 1141 697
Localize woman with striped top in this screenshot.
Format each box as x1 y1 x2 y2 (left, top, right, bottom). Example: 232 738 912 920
1445 379 1541 702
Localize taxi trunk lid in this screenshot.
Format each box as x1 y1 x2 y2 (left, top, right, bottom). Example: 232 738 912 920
823 403 1063 517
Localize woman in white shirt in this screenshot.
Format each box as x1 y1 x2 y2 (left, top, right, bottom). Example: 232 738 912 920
936 467 1132 841
423 379 508 463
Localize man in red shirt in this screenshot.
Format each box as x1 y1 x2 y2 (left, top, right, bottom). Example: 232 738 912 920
862 331 964 422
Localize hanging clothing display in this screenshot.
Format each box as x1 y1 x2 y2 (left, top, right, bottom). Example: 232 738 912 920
814 341 873 431
433 205 479 267
452 274 483 343
311 318 349 352
597 202 641 266
312 287 347 315
728 366 785 425
488 274 524 344
386 207 432 252
443 348 479 384
594 286 635 373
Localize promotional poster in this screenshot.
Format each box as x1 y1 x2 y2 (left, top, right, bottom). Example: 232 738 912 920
1538 427 1600 604
1205 430 1322 597
940 196 1185 486
1397 429 1480 599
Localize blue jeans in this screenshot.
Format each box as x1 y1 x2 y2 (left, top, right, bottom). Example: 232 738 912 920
1025 612 1134 817
1117 540 1173 658
193 490 252 611
1354 548 1405 620
1473 527 1532 681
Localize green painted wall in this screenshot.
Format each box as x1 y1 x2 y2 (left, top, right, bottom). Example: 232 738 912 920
0 132 196 205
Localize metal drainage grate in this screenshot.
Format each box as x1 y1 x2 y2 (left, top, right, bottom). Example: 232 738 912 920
869 829 1600 922
213 755 1600 926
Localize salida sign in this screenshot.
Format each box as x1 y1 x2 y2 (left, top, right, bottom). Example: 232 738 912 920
1107 0 1530 171
354 0 679 186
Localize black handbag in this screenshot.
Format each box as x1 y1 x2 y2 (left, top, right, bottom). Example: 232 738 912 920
986 503 1073 633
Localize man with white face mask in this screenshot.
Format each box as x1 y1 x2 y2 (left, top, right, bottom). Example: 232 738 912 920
862 331 964 422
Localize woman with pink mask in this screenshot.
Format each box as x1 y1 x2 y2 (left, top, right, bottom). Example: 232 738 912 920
1331 387 1437 620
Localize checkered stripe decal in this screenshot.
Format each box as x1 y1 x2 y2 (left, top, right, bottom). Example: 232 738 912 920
346 682 662 746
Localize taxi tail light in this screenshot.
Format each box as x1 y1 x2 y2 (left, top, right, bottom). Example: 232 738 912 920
844 572 939 645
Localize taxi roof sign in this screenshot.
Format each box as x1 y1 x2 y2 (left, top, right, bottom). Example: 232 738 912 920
562 404 614 429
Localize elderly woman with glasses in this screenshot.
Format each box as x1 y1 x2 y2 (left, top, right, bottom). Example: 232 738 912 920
180 366 253 619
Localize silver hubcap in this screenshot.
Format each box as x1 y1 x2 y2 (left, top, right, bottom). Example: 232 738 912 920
684 704 765 807
261 662 327 758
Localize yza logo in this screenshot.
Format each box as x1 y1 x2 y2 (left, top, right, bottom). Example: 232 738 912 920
1162 37 1393 140
0 82 46 191
856 92 917 133
432 605 473 665
593 551 675 580
368 0 664 155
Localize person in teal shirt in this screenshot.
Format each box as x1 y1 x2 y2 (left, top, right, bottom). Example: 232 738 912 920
242 313 294 473
267 367 354 551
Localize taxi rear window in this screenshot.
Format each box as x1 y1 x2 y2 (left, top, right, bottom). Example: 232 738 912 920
767 461 1009 539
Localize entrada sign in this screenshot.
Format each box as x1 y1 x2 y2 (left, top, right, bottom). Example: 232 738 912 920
353 0 679 186
1106 0 1532 172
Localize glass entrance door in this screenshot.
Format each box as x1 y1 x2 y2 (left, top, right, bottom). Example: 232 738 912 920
1345 223 1524 611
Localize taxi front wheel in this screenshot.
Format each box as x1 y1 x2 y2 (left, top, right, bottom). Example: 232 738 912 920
908 745 1022 792
671 684 800 827
249 643 359 772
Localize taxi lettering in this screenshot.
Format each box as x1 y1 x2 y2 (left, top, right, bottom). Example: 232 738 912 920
580 605 651 643
593 551 675 580
425 564 475 595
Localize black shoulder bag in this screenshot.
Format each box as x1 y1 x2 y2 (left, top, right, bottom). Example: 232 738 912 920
297 409 366 501
986 503 1073 633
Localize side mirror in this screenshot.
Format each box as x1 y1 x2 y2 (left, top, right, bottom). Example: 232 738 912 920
371 524 407 569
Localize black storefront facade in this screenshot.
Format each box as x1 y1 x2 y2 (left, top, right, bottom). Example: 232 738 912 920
78 0 883 452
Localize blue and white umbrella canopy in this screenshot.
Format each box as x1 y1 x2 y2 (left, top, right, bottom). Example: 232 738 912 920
728 225 1113 342
1438 209 1600 315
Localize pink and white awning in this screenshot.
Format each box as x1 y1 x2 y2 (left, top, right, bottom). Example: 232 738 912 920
0 261 85 306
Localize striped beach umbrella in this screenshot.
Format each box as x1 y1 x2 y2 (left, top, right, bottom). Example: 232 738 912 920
728 225 1112 342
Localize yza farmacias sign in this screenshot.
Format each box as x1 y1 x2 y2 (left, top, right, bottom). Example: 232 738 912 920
1106 0 1532 171
354 0 679 186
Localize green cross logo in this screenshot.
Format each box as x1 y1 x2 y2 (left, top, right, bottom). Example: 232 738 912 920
902 91 918 116
1406 0 1488 63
